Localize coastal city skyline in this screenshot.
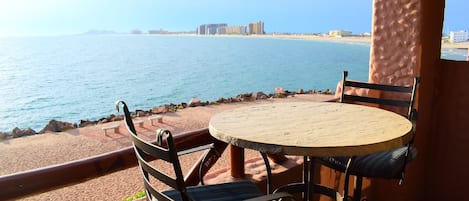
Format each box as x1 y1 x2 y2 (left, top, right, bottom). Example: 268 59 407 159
0 0 467 37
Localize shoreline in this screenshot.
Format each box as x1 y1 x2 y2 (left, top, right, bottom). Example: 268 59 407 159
0 89 334 138
2 93 334 200
116 33 469 49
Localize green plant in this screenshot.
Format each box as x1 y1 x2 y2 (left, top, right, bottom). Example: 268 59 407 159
123 189 146 201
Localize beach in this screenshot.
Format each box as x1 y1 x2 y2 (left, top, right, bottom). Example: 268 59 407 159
134 33 469 49
1 94 334 200
256 34 469 49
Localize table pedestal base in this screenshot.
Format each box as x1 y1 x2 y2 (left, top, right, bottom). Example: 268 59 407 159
273 156 343 201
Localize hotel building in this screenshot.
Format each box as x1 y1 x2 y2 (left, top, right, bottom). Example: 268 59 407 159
449 31 468 43
248 21 264 35
197 24 227 35
221 25 247 35
329 30 353 37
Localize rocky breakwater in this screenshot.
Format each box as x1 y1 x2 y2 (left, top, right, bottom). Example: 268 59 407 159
0 88 333 140
0 120 77 140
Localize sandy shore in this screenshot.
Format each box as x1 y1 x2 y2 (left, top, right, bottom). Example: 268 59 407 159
1 94 334 201
125 33 469 50
441 41 469 49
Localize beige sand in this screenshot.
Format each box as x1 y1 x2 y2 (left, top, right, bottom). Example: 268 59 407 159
125 33 469 50
1 94 334 201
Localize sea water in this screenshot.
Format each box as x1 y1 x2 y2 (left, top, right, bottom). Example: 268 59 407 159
0 35 464 132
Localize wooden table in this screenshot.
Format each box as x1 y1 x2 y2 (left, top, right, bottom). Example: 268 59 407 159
209 102 413 200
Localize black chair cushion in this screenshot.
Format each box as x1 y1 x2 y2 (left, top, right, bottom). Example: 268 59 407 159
162 180 264 201
318 146 417 179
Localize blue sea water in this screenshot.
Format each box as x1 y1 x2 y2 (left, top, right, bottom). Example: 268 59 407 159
0 35 465 132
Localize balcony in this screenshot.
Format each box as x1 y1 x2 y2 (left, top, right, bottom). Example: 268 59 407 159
1 1 468 200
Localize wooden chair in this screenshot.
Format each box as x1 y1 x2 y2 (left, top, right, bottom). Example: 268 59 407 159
116 100 295 201
316 71 420 201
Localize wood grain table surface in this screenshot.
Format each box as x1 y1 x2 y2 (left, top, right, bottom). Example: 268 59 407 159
209 102 413 157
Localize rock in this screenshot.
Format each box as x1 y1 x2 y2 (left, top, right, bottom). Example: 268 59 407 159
236 93 253 102
210 101 220 105
253 92 268 100
176 103 186 110
0 131 8 140
298 89 305 94
11 127 22 138
324 89 334 94
231 97 240 102
167 104 178 112
12 127 37 138
152 106 168 114
98 119 109 124
275 87 285 94
23 128 37 136
274 87 287 98
136 110 146 117
188 97 201 107
111 115 124 121
216 97 226 103
40 120 77 133
79 120 96 128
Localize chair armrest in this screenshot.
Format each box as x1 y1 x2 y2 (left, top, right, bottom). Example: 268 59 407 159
244 192 296 201
177 144 215 156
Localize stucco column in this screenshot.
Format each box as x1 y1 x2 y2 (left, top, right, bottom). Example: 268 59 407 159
366 0 423 200
369 0 421 85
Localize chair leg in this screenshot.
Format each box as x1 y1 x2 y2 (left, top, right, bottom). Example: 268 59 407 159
261 152 273 194
343 157 356 201
352 176 363 201
343 172 351 201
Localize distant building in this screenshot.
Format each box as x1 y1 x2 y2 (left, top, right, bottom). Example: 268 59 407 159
329 30 352 37
148 29 168 34
249 21 264 35
197 25 206 35
197 24 227 35
449 31 468 43
362 32 372 36
131 29 143 34
217 26 226 34
223 25 247 35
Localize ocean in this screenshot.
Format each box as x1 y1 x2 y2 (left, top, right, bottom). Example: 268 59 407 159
0 35 465 132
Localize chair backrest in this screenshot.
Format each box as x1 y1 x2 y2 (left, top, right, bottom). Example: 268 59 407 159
340 71 419 123
116 100 190 201
340 71 420 183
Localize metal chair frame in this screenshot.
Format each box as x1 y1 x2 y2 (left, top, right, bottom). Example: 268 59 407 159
319 71 419 201
116 100 296 201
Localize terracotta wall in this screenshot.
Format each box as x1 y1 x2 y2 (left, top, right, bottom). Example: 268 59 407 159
426 61 469 200
427 60 469 200
369 0 421 85
368 0 469 200
319 1 424 200
321 0 469 200
366 0 445 200
320 0 469 201
363 1 424 200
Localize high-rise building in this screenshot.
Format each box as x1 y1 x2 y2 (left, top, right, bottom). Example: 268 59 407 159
197 24 227 35
248 21 264 35
224 25 247 35
449 31 468 43
197 25 206 35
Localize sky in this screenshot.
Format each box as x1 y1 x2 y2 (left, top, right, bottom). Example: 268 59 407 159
0 0 467 36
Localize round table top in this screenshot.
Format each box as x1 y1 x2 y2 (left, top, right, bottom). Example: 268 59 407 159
209 102 413 156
